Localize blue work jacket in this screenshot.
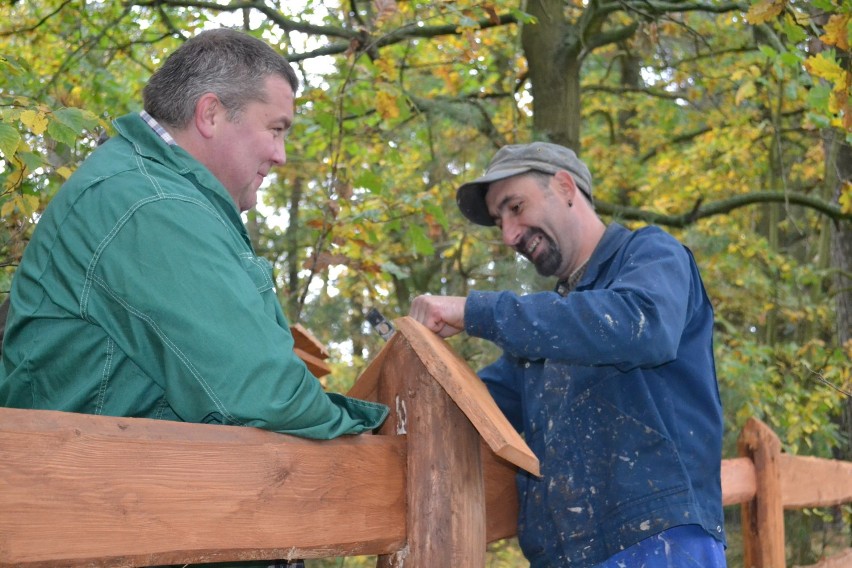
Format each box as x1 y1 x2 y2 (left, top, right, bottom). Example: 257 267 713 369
465 223 725 566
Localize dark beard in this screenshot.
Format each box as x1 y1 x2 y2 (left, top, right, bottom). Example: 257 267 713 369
518 231 562 277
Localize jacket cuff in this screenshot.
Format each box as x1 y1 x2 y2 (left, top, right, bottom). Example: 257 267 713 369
464 290 499 341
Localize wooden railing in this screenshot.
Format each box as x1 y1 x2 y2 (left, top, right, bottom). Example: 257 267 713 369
722 417 852 568
0 317 850 567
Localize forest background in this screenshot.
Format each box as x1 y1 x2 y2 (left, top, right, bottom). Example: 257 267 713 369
1 0 850 566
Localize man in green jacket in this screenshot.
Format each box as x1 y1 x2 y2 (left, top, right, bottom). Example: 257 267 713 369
0 29 387 440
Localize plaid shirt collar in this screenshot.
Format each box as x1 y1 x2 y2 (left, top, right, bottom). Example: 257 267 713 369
139 110 177 146
555 258 590 297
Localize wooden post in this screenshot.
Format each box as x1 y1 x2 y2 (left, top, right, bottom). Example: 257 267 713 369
738 417 785 568
374 333 486 567
348 317 539 566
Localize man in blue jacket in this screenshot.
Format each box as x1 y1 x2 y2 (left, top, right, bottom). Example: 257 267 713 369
409 142 726 567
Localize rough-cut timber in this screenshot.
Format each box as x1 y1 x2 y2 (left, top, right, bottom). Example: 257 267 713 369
738 416 785 568
0 407 406 567
350 317 540 477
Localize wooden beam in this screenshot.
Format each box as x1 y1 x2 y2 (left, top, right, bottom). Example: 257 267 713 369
375 334 485 567
800 548 852 568
391 317 539 476
290 323 330 360
0 408 405 567
738 417 786 568
293 346 332 378
721 457 757 506
482 444 520 543
779 454 852 509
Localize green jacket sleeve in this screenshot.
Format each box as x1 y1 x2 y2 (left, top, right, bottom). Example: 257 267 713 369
81 195 387 439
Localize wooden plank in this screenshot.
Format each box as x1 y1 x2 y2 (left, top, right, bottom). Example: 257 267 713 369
721 457 757 506
347 342 386 403
290 323 330 360
780 454 852 509
798 548 852 568
482 443 519 543
354 339 520 546
0 407 406 567
393 317 540 476
293 346 332 378
376 336 485 567
738 417 786 568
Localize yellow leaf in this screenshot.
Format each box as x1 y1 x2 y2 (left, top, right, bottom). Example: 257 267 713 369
803 53 845 85
735 81 757 106
839 181 852 214
821 14 850 51
19 109 49 136
22 194 40 215
56 166 73 179
1 198 15 218
375 57 396 78
745 0 784 25
376 90 400 120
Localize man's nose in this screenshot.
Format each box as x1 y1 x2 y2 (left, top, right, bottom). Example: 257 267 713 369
273 143 287 166
501 218 522 247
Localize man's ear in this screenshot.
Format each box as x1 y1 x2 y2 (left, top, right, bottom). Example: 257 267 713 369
552 170 578 201
194 93 221 139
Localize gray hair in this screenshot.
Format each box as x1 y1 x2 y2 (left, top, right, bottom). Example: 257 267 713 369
143 28 299 128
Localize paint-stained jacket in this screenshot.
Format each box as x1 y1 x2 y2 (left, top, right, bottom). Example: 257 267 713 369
465 223 725 566
0 113 387 439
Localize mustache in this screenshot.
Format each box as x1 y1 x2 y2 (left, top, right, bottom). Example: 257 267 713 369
515 230 544 256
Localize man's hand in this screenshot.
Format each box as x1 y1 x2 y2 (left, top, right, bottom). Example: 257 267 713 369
409 295 467 338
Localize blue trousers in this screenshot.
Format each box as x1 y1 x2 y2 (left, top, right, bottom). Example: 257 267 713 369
594 525 726 567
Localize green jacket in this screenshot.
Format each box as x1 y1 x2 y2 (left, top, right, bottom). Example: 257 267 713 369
0 113 387 439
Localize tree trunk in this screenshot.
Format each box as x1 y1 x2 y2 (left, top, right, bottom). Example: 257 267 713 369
521 0 582 151
826 130 852 467
285 176 305 321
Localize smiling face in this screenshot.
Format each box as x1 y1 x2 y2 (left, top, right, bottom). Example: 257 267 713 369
207 74 295 211
485 171 582 280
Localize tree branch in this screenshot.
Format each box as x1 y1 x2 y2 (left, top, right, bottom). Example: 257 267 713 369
614 0 747 15
597 191 851 227
129 1 520 62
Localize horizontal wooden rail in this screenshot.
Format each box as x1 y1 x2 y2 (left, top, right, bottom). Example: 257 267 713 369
721 454 852 508
0 407 407 567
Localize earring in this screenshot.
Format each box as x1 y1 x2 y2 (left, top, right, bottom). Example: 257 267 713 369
568 200 573 207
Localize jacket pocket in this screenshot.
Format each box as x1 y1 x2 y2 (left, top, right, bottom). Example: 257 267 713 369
540 372 689 558
239 253 275 294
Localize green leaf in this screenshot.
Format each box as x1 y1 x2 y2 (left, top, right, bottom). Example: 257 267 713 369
380 261 410 280
17 150 45 172
407 224 434 256
0 123 20 159
780 15 807 44
355 169 383 194
47 118 79 148
424 201 448 230
52 107 87 132
779 51 802 67
758 45 778 59
806 83 831 112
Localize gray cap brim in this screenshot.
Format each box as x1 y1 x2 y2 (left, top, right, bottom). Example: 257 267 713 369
456 166 537 226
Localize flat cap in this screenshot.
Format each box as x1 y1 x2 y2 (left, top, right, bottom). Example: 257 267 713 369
456 142 593 226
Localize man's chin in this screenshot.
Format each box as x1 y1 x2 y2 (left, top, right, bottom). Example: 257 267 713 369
531 254 561 278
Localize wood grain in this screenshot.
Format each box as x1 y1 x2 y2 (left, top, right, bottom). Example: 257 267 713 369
0 408 405 567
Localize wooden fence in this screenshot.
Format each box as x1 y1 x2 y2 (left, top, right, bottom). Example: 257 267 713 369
722 417 852 568
1 316 850 567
